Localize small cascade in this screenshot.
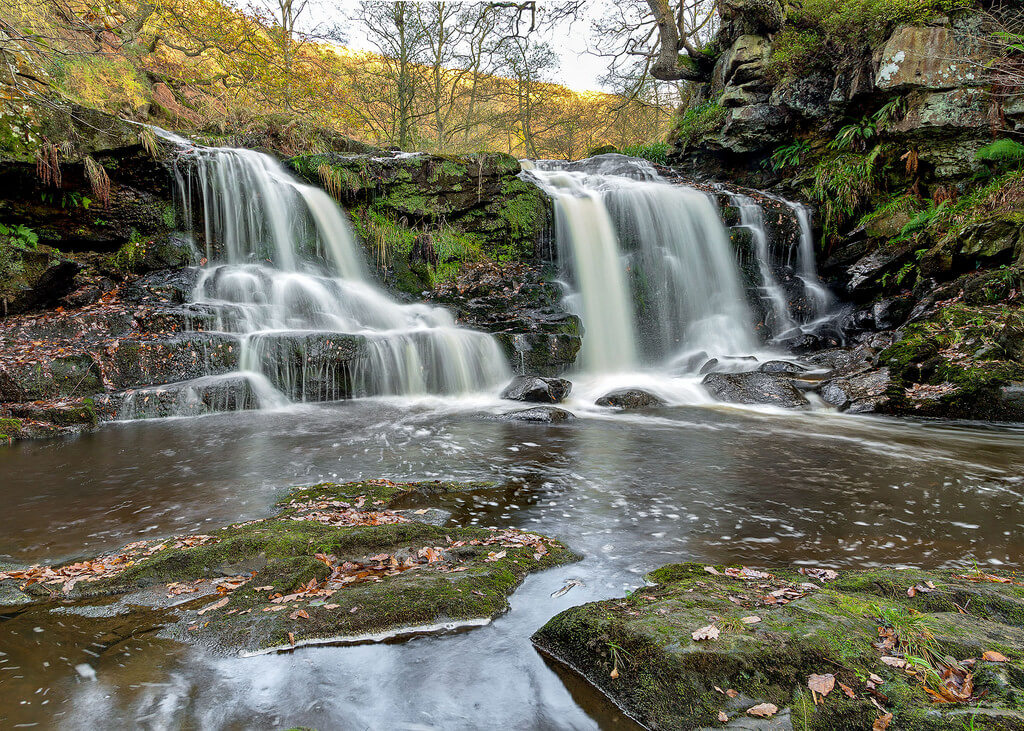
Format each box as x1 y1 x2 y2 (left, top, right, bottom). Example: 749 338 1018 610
142 139 510 415
526 156 756 373
733 194 798 339
790 202 834 320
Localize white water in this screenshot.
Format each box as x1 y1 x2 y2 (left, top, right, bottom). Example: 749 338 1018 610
733 194 798 338
792 202 834 319
527 156 757 373
168 144 509 403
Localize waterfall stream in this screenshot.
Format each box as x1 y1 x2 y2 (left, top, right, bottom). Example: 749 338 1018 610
525 155 836 380
155 142 510 411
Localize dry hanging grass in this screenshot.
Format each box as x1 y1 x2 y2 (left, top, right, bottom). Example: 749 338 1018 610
83 155 110 208
35 141 61 188
138 127 159 159
317 163 343 201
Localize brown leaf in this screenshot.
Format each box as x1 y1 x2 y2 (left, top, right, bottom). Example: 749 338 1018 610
982 650 1008 662
808 673 835 700
197 597 229 615
692 624 720 641
873 712 893 731
880 656 907 668
288 631 295 646
289 609 310 620
741 615 761 624
609 667 619 679
725 689 739 698
718 711 728 722
746 703 778 718
838 681 856 699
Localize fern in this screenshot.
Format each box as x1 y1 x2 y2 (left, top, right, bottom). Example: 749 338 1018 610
83 156 111 209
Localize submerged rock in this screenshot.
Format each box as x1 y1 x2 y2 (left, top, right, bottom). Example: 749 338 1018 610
533 562 1024 731
702 372 809 408
501 406 576 423
757 360 808 376
500 375 572 404
0 480 578 655
594 389 666 409
819 368 894 414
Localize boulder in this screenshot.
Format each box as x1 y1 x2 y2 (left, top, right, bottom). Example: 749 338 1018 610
595 388 666 409
819 367 894 413
500 375 572 403
501 406 576 423
876 25 983 92
533 562 1024 731
702 371 809 408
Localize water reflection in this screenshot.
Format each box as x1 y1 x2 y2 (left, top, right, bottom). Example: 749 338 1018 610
1 402 1023 727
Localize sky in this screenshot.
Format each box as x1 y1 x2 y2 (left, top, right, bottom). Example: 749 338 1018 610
307 0 612 92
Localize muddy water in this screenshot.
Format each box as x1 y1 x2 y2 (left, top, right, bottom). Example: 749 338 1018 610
2 402 1024 728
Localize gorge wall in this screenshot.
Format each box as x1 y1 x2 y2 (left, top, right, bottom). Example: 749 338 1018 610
672 0 1024 420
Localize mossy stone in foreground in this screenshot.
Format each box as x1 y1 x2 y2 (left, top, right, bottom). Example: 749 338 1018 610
8 480 578 655
533 563 1024 730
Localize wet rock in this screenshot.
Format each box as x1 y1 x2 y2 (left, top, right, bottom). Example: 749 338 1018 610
533 563 1024 731
819 367 893 413
699 357 720 375
500 375 571 404
501 406 576 423
702 372 809 408
121 267 202 304
757 360 807 375
1 480 579 655
595 388 666 409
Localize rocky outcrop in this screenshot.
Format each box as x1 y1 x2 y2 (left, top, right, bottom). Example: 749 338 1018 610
534 562 1024 730
288 151 551 296
0 480 579 654
500 406 576 423
430 262 582 376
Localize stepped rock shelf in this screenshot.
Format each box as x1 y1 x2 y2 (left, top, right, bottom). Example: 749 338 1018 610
0 479 579 655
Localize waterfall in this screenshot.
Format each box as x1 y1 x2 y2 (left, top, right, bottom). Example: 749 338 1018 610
526 156 756 373
791 202 834 321
161 142 509 407
733 194 797 338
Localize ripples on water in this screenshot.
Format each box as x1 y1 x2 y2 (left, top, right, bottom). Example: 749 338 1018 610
2 401 1023 728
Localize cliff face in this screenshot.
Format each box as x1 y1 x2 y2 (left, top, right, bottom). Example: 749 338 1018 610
670 0 1024 420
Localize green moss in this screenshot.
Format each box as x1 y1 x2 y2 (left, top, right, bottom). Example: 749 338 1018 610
672 101 727 152
0 417 23 439
535 563 1024 730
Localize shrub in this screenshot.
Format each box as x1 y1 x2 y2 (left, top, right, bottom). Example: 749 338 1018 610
619 142 670 166
673 101 727 152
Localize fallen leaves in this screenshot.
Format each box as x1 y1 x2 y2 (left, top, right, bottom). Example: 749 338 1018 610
197 597 229 615
798 567 839 582
740 615 761 625
717 711 728 722
807 673 835 703
873 712 893 731
691 624 720 641
982 650 1008 662
551 579 584 598
746 703 778 718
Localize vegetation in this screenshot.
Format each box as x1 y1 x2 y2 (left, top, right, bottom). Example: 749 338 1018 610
672 101 727 152
1 0 675 160
768 0 976 81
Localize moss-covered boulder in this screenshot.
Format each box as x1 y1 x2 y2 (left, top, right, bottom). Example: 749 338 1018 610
0 480 579 655
533 562 1024 730
287 152 550 295
877 303 1024 421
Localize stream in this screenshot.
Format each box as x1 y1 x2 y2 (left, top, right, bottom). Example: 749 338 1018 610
3 399 1024 728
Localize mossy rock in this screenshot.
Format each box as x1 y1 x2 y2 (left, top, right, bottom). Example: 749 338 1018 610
533 562 1024 730
6 480 578 655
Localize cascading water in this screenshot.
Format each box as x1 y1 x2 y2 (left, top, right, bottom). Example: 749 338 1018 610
526 156 756 373
791 202 834 320
159 141 509 410
733 194 797 338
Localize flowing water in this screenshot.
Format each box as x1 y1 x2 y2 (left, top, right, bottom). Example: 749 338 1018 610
159 143 509 407
2 403 1024 728
4 151 1022 728
525 156 831 378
